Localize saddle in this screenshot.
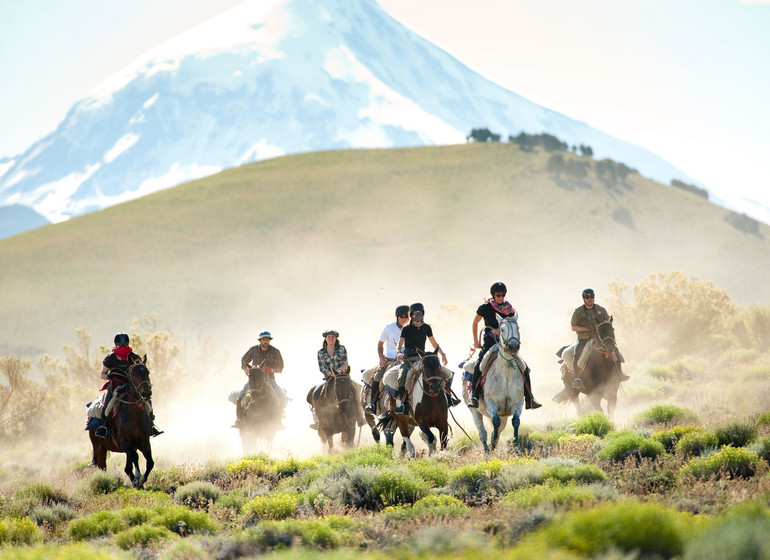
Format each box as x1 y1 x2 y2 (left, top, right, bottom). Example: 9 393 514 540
382 362 419 402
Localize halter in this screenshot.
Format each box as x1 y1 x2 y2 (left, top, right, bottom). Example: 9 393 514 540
418 356 444 398
595 319 616 353
111 363 152 408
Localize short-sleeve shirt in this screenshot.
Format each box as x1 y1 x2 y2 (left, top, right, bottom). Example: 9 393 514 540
476 301 516 330
317 344 348 375
400 323 433 352
379 321 403 360
571 304 610 340
103 351 142 373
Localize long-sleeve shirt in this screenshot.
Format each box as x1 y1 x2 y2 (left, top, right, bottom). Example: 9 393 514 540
241 345 284 373
317 344 348 376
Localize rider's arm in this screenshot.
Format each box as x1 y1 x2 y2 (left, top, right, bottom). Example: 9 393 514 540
429 336 448 365
337 345 349 372
377 340 386 366
397 336 405 355
472 314 483 348
273 349 284 373
100 365 109 380
241 347 253 370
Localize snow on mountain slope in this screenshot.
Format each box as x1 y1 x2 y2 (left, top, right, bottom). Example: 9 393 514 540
0 0 690 224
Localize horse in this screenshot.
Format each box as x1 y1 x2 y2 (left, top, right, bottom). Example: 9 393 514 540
382 353 449 457
307 370 365 452
360 366 414 455
461 313 524 453
89 356 154 488
553 317 622 418
238 366 284 453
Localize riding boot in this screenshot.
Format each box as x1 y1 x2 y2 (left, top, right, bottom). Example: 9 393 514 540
468 364 482 408
232 401 243 428
365 381 380 414
522 367 542 410
95 386 112 438
394 386 410 415
309 406 319 430
446 392 460 407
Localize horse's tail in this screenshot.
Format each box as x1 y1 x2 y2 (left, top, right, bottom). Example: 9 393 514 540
556 345 570 358
552 387 571 404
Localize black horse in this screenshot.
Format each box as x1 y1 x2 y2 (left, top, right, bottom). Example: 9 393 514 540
239 367 284 453
89 357 154 488
307 371 365 452
554 318 622 418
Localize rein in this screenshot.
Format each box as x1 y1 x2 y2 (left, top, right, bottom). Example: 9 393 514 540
109 364 151 409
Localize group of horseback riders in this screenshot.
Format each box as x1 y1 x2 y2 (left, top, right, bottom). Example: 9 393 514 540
91 283 628 439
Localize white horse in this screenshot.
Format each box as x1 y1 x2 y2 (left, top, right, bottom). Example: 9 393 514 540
462 313 524 452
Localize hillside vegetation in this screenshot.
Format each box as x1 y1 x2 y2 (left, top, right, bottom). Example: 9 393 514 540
1 143 768 362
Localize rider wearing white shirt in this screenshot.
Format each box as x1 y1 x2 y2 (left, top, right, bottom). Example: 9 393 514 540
366 305 410 413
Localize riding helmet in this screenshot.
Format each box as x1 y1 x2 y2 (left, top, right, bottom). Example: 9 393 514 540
409 303 425 315
490 281 507 296
322 329 339 338
395 305 409 317
114 332 130 347
582 288 595 298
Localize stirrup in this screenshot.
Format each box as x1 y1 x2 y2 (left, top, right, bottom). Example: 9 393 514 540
95 426 108 438
151 426 164 437
394 402 411 415
364 402 376 414
571 377 585 390
468 396 479 408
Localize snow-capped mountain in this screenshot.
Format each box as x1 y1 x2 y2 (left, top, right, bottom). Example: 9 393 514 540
0 0 691 225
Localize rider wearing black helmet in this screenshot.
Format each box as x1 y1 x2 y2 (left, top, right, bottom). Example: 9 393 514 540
393 303 453 415
469 282 541 409
365 305 410 414
95 332 163 438
571 289 629 382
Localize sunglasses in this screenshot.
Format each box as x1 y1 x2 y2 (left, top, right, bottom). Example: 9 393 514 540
398 315 408 319
584 295 595 299
412 311 424 316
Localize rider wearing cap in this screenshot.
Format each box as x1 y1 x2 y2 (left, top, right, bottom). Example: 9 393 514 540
394 303 454 415
469 282 541 410
309 329 350 429
365 305 410 414
95 332 163 438
571 288 630 381
233 331 286 428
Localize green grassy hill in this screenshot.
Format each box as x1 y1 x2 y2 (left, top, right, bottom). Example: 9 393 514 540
2 143 768 359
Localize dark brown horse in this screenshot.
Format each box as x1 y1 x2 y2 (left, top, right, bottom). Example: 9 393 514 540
307 371 365 452
360 373 414 455
388 354 449 457
89 357 154 488
239 366 284 453
554 318 622 418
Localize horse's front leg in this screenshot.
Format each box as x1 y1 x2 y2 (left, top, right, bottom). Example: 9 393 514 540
469 408 489 453
418 421 436 455
439 420 449 451
511 407 522 448
124 449 140 487
606 391 618 420
487 401 502 451
139 442 154 486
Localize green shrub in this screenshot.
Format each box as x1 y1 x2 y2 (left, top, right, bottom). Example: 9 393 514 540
29 503 77 528
677 430 719 457
493 461 545 494
757 411 770 426
243 515 363 550
0 542 134 559
652 425 702 453
737 364 770 384
174 481 221 509
750 437 770 463
542 463 607 484
504 481 611 509
681 446 763 479
118 506 155 526
225 455 273 477
214 489 250 515
525 500 693 557
339 444 396 467
598 430 666 462
343 465 429 510
151 504 219 534
570 412 614 437
645 364 675 381
114 524 173 549
713 419 757 447
13 483 69 506
636 404 699 426
521 429 570 447
243 493 299 520
449 459 507 502
684 501 770 559
82 470 125 495
0 516 43 546
270 457 320 478
406 459 450 487
381 495 469 520
67 510 124 540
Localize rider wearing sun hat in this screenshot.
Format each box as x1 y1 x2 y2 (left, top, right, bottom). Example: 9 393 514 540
309 329 350 429
233 331 286 428
469 282 541 410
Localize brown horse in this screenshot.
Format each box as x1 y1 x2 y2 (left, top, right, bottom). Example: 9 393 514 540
89 357 154 488
386 354 449 457
554 318 622 418
239 366 284 453
307 371 365 452
360 369 414 455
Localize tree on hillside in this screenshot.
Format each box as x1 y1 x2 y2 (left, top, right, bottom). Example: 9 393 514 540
467 128 500 143
579 144 594 157
671 179 709 200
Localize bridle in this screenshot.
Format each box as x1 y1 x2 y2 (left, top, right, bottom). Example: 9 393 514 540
111 363 152 407
417 356 443 398
497 315 521 368
595 319 617 354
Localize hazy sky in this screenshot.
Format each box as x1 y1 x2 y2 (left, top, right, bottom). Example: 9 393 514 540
1 0 768 215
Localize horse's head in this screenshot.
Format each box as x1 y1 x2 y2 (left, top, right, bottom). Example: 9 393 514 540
248 366 267 392
332 371 353 413
127 357 152 400
596 316 617 353
499 313 521 354
419 353 444 396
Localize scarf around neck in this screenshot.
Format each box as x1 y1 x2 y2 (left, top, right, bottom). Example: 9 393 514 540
114 346 133 361
488 298 515 317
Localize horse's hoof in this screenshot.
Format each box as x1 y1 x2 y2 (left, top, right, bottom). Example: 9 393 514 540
371 427 380 442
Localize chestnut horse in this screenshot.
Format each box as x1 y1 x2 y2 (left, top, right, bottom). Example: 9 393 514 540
89 357 154 488
307 371 365 452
